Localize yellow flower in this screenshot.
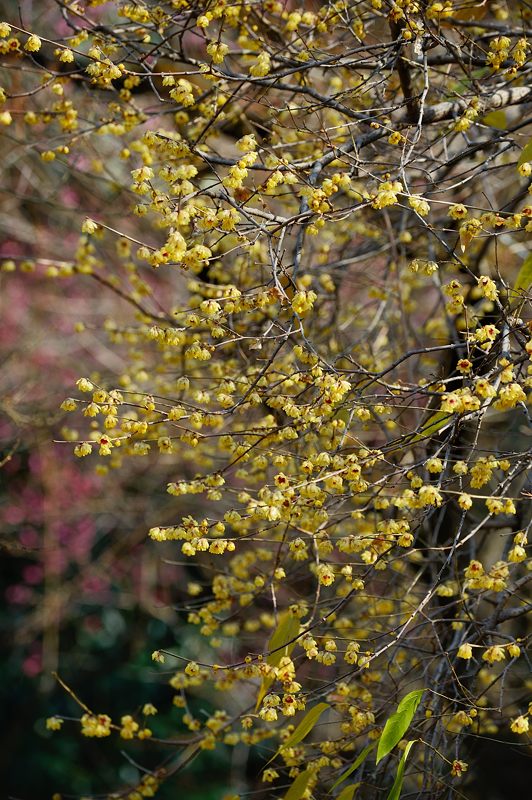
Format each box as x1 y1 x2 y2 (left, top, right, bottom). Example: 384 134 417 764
74 442 92 457
24 34 42 52
317 564 335 586
169 79 195 106
262 768 279 782
236 134 257 152
344 641 360 664
418 485 443 507
458 493 472 511
456 359 472 373
292 290 317 316
409 195 430 216
449 204 468 219
61 398 77 411
372 180 403 209
120 714 139 739
459 218 482 251
457 643 473 659
82 218 99 235
451 711 472 729
58 48 74 63
453 461 468 475
440 392 462 413
508 545 526 563
259 707 278 721
250 52 272 77
464 560 484 579
206 41 229 64
494 382 526 410
451 760 468 777
76 377 94 392
486 498 504 515
510 715 529 734
477 275 498 301
46 716 63 731
81 713 112 737
482 645 506 664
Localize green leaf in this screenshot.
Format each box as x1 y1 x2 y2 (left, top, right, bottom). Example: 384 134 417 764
386 740 415 800
518 139 532 169
331 742 376 790
268 702 330 767
514 253 532 294
282 702 330 750
482 110 507 130
283 769 313 800
411 411 452 443
267 611 301 666
337 783 360 800
256 611 300 710
376 690 423 764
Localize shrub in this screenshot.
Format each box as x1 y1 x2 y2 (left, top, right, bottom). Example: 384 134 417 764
1 2 531 798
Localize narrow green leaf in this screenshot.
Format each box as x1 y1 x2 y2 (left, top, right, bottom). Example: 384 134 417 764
376 690 423 764
514 253 532 294
267 702 330 768
482 110 507 130
283 769 313 800
386 740 415 800
256 611 300 710
282 702 330 749
518 139 532 169
337 783 360 800
267 611 301 666
412 412 452 443
331 742 376 790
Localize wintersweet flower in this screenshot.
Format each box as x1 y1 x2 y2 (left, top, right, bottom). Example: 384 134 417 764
457 643 473 660
80 713 112 737
451 760 468 777
510 715 529 734
482 646 506 664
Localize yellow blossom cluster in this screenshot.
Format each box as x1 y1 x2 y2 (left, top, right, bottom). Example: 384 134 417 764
2 2 531 798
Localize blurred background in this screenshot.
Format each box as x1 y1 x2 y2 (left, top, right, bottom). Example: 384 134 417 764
0 4 234 796
0 147 242 800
